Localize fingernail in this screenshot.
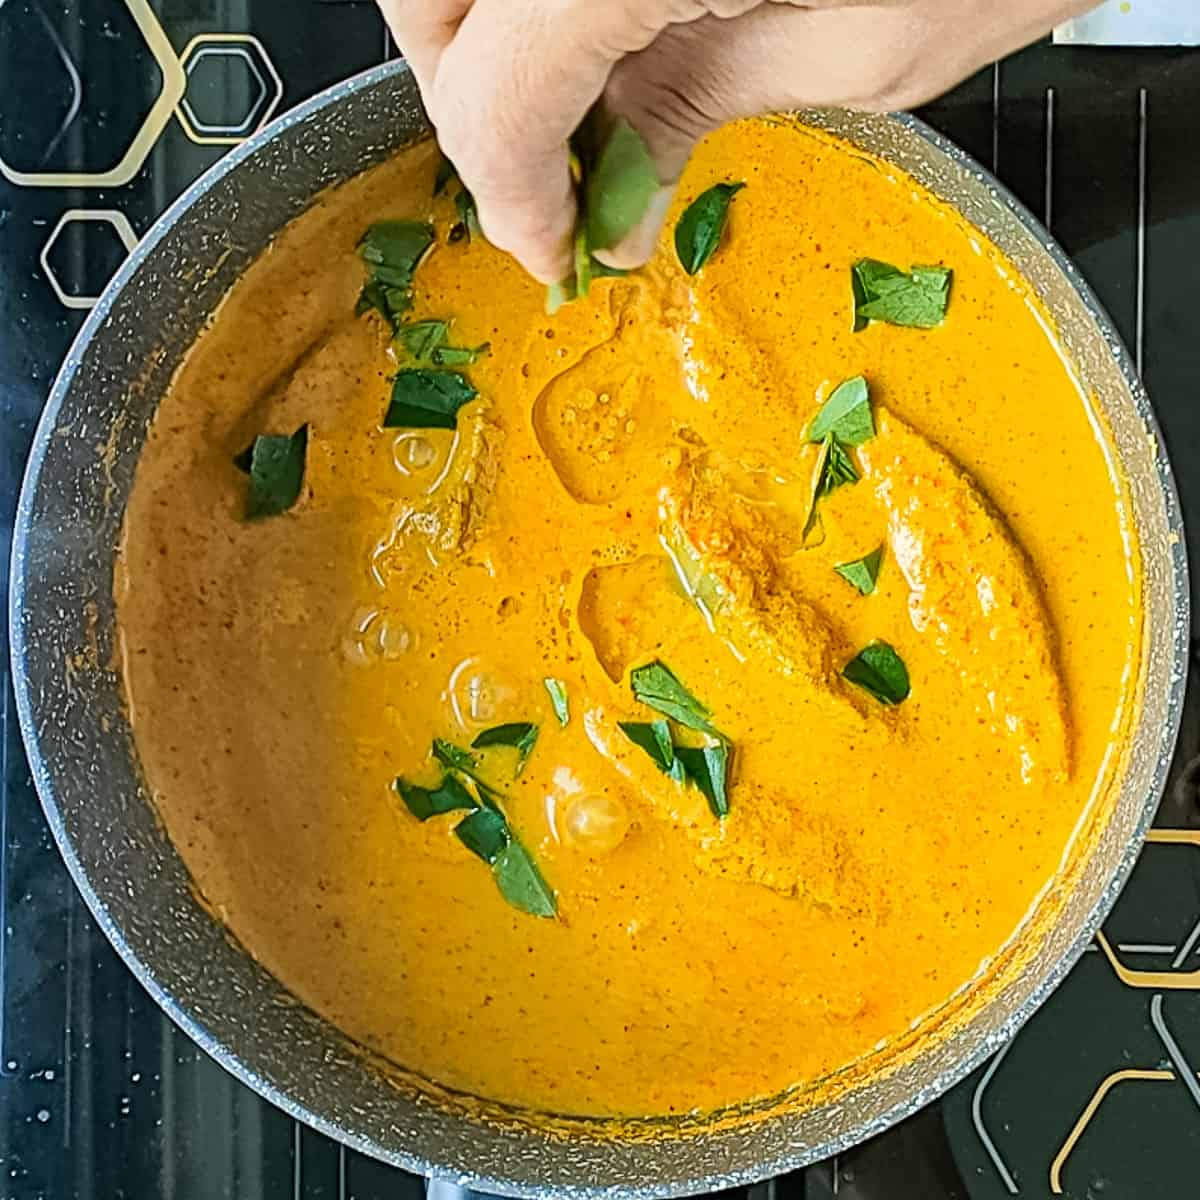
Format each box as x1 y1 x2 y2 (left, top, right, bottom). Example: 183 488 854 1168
592 184 676 271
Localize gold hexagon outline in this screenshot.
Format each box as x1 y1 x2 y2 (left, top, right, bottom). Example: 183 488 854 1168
39 208 139 310
1095 829 1200 990
0 0 186 188
174 34 284 147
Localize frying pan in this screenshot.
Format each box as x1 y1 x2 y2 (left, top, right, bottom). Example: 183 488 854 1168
8 61 1190 1198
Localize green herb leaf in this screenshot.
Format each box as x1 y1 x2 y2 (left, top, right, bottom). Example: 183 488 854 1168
359 221 434 280
545 278 576 315
585 118 658 251
674 182 745 275
493 840 557 918
807 376 875 446
454 189 482 241
431 738 503 809
432 343 489 367
834 545 884 595
432 738 476 773
357 222 435 331
544 678 570 726
395 774 477 821
618 720 684 782
630 660 720 738
852 259 952 331
843 640 911 705
803 434 861 539
675 743 730 819
385 368 477 429
394 321 489 368
472 722 539 777
573 225 593 300
356 279 413 326
395 319 449 362
590 259 629 279
455 806 509 863
820 435 860 494
434 153 456 196
237 425 308 519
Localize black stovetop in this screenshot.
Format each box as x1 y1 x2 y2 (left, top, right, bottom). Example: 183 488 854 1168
1 5 1199 1198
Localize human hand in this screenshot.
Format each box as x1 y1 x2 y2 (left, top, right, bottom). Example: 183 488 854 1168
378 0 1098 284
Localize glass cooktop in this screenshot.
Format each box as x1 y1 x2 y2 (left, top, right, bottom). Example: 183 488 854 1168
1 4 1198 1197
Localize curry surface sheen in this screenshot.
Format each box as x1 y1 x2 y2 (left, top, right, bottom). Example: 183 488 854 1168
116 119 1141 1119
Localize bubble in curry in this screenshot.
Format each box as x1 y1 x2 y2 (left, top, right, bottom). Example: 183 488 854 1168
116 117 1142 1119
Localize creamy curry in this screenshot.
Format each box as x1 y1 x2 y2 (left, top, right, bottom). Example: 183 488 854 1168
116 118 1141 1119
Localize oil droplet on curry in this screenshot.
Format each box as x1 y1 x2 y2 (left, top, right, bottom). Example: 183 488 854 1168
117 118 1142 1119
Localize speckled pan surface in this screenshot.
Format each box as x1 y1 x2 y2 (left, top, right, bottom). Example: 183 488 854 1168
7 61 1190 1199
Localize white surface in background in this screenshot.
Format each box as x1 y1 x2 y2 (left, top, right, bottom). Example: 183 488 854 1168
1056 0 1200 45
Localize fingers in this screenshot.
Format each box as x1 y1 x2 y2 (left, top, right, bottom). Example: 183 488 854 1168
377 0 473 90
424 0 719 283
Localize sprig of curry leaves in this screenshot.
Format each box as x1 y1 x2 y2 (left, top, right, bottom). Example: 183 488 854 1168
233 425 308 519
852 259 952 331
548 116 657 313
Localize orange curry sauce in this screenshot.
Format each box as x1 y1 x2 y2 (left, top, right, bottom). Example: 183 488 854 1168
116 119 1141 1118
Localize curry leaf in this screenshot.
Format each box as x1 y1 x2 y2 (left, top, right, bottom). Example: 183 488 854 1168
237 425 308 519
432 738 476 773
472 722 539 777
820 435 860 493
842 640 911 705
675 182 745 275
493 841 557 918
434 153 456 196
359 221 434 281
834 545 884 595
385 368 477 429
544 678 570 726
630 660 720 738
574 226 593 300
591 259 629 279
803 435 860 539
432 738 503 808
585 118 658 251
395 320 449 362
808 376 875 446
454 189 481 241
545 278 576 316
675 743 730 819
356 278 412 325
433 343 489 367
852 259 952 331
455 805 509 862
357 221 435 331
395 321 488 368
618 720 684 782
395 774 476 821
